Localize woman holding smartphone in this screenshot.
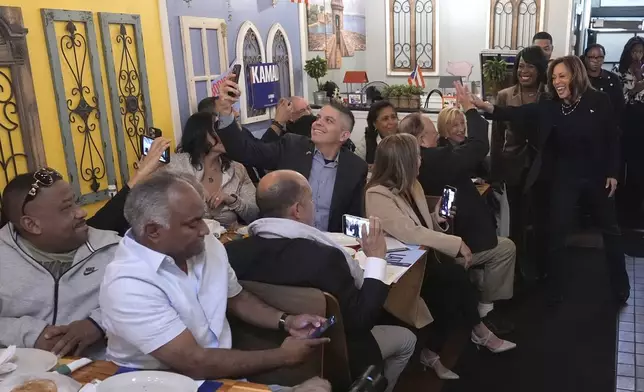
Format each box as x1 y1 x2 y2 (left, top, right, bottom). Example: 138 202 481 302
471 56 630 305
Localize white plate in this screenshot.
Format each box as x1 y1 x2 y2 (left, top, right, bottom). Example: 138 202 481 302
235 226 249 236
0 372 82 392
97 371 198 392
326 232 359 247
0 348 57 379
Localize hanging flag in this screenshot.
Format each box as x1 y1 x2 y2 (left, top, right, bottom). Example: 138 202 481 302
408 64 426 89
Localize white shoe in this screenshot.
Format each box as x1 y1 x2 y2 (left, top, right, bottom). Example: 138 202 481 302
470 331 516 353
419 349 460 380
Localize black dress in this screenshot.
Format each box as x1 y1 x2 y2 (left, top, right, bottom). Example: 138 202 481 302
490 89 630 301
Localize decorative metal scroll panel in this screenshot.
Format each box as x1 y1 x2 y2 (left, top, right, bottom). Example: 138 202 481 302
242 29 266 118
490 0 540 50
390 0 435 72
99 13 154 186
273 31 291 99
0 67 27 195
42 9 116 205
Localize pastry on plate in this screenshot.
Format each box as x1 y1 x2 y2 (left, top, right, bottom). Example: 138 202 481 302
11 379 57 392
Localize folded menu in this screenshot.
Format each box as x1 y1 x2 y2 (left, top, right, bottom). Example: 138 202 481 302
354 249 426 285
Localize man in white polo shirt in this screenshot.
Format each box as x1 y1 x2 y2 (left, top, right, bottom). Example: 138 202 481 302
99 172 328 380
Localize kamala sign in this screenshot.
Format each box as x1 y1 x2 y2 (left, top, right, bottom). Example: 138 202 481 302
247 62 281 109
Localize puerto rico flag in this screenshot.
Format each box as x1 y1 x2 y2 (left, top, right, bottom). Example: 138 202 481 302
408 64 426 88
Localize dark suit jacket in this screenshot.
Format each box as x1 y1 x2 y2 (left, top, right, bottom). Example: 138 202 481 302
491 89 619 191
225 236 387 377
217 122 368 232
417 109 498 253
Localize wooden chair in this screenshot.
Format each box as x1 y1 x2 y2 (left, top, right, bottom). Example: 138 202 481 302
231 281 326 386
426 195 441 211
322 292 352 390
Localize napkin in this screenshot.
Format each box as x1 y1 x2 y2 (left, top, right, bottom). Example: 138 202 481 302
0 346 15 366
205 219 227 238
115 367 223 391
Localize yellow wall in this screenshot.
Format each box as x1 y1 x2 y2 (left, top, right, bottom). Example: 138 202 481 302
2 0 174 216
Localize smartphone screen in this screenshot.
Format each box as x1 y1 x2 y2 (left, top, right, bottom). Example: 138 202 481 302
342 214 369 239
141 135 170 164
439 186 457 218
309 316 335 339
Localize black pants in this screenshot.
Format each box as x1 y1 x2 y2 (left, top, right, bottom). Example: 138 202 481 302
507 177 550 279
547 176 629 295
421 260 481 352
619 104 644 227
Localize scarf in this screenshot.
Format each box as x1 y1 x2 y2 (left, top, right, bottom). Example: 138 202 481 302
248 218 365 288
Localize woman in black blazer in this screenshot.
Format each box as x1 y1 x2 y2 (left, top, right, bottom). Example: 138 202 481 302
472 56 629 305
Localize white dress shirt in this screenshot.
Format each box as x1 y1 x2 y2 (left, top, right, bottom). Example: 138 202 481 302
99 231 243 369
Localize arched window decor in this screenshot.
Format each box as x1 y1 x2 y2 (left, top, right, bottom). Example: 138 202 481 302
489 0 542 50
266 23 295 112
235 21 269 124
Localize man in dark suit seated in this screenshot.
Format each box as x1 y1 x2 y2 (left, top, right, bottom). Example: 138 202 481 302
399 110 516 335
215 79 367 232
225 170 416 392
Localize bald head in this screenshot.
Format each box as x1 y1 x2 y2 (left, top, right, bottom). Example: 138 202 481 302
290 96 312 122
256 170 313 224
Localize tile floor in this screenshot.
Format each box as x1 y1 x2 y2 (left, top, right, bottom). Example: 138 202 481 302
617 255 644 392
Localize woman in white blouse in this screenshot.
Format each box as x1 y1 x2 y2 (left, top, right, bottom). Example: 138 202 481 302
166 112 259 228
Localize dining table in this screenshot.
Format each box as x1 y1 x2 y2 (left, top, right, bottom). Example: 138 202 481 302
59 358 271 391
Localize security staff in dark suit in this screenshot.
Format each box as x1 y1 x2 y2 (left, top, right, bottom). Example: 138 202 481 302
583 44 625 124
215 78 367 232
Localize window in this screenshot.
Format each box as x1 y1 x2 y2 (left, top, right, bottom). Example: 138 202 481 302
489 0 543 50
236 21 269 124
179 16 229 115
386 0 438 76
266 23 294 116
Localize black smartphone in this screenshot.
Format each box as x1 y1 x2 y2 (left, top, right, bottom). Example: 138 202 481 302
309 316 336 339
439 186 457 218
141 131 170 164
342 214 369 239
228 64 242 97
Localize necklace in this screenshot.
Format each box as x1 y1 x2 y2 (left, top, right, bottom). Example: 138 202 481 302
561 98 581 116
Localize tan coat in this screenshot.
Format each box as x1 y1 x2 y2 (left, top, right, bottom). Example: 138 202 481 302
365 181 463 258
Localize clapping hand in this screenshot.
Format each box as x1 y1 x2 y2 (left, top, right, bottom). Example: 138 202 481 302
454 81 474 112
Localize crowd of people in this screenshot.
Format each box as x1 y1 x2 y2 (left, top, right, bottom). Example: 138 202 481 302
0 31 642 391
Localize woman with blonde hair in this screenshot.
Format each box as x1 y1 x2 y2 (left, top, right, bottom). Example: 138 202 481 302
471 55 630 305
365 133 516 380
437 107 467 145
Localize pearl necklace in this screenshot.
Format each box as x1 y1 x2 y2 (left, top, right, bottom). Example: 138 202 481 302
561 98 581 116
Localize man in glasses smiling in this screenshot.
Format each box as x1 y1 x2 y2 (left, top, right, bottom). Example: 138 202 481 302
0 168 121 358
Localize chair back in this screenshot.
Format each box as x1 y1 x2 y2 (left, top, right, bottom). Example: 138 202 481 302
426 195 441 210
322 292 352 390
232 281 326 386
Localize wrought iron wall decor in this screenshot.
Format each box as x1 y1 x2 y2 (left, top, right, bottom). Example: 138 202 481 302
489 0 541 50
389 0 436 73
0 67 28 191
42 9 117 205
272 30 292 99
99 13 154 186
242 28 266 119
0 6 47 202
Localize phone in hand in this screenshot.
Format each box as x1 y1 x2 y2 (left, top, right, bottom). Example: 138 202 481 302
342 214 370 239
309 316 336 338
141 131 170 164
228 64 242 97
439 186 457 218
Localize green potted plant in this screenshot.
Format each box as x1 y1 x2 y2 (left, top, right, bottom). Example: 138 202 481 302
383 85 403 108
483 57 509 101
383 84 424 109
304 56 329 105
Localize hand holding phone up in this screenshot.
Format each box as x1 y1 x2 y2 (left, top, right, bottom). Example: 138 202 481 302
217 70 241 116
359 216 387 259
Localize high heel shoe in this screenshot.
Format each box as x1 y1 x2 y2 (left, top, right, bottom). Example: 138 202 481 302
419 349 459 380
470 331 516 353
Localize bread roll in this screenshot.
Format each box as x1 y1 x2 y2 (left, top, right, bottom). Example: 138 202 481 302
10 379 58 392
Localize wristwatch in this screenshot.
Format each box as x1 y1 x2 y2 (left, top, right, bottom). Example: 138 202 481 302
278 313 289 332
271 120 285 132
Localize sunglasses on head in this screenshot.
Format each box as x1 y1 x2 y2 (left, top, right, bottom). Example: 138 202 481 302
22 167 63 214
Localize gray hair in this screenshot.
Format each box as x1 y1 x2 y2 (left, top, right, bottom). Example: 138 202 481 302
124 171 204 237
